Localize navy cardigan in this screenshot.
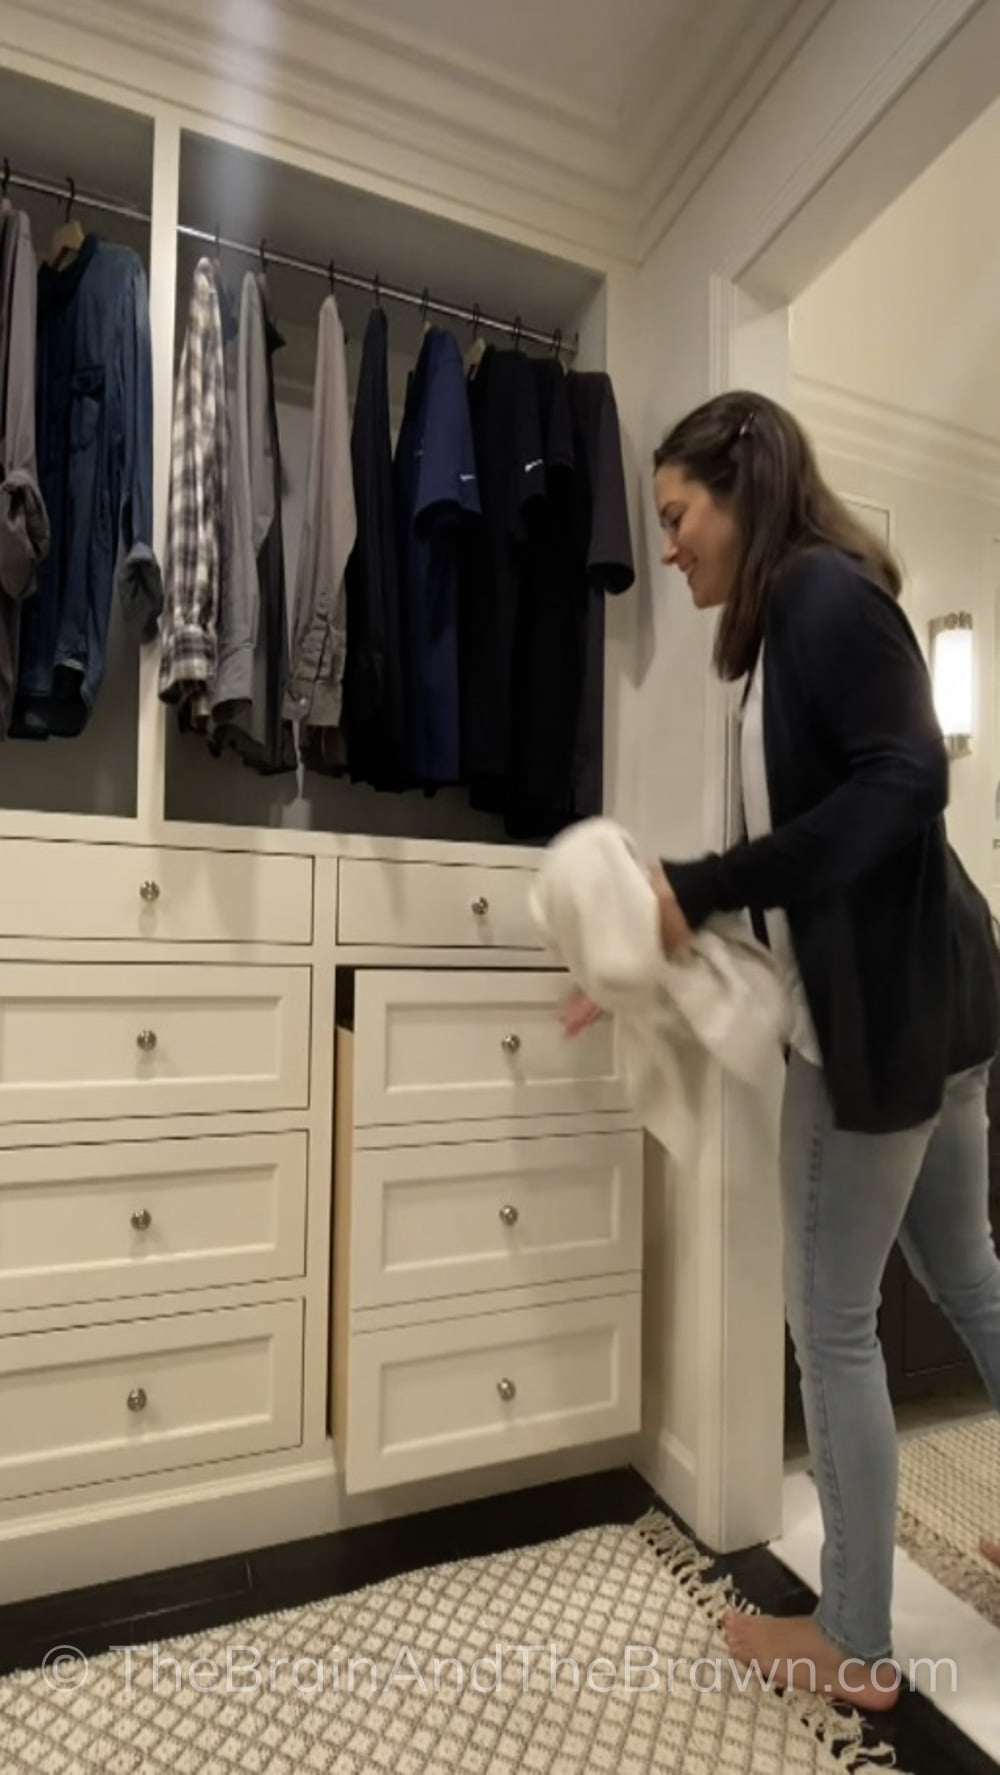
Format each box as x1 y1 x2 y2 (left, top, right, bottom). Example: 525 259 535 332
664 546 998 1134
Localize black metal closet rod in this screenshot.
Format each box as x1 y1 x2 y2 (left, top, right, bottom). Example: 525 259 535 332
178 225 578 357
0 160 577 356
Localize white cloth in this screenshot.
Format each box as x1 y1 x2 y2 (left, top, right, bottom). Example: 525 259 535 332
529 818 789 1166
740 646 822 1063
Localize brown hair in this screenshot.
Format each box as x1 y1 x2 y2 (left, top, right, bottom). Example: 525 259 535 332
653 390 902 681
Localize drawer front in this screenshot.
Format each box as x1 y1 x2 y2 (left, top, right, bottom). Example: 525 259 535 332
0 1300 303 1499
0 1133 308 1310
0 840 313 944
345 1291 641 1491
338 859 541 950
352 970 626 1126
352 1132 643 1307
0 964 311 1123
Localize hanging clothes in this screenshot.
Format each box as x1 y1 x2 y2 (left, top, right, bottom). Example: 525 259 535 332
0 209 49 739
14 235 160 739
284 293 356 776
341 305 407 791
158 257 229 727
394 326 479 788
565 369 635 820
458 346 544 812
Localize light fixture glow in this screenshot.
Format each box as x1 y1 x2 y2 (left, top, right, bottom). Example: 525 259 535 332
929 612 974 759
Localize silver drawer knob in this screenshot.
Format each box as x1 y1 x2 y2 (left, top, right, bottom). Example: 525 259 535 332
499 1204 519 1227
501 1033 521 1055
131 1209 152 1232
139 881 160 904
497 1378 516 1403
136 1030 157 1053
127 1388 148 1413
471 896 489 917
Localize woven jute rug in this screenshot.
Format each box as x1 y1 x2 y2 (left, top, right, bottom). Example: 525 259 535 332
0 1510 902 1775
897 1413 1000 1628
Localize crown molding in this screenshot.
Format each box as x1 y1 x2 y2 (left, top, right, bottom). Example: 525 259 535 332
0 0 835 270
632 0 833 261
794 375 1000 503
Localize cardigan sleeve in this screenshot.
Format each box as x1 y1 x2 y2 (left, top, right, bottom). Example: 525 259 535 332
663 551 949 930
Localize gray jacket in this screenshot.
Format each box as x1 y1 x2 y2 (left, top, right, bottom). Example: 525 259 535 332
284 295 356 728
0 210 49 736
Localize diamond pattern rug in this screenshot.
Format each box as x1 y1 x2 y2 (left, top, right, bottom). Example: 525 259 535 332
0 1510 902 1774
897 1414 1000 1628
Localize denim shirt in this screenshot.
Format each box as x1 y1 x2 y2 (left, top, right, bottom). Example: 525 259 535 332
13 235 161 739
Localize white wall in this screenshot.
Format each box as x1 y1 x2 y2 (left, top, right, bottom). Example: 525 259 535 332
790 409 1000 894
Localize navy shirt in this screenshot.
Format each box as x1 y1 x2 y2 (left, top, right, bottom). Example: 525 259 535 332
394 329 479 786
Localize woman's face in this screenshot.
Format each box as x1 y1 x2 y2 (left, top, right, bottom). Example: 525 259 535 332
654 463 742 610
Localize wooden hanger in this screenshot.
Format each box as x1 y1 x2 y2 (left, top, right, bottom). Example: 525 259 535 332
464 302 486 376
48 177 84 267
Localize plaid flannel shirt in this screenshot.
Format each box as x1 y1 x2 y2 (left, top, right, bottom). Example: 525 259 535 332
158 259 228 721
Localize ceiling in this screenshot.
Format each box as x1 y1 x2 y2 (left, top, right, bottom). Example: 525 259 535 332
792 89 1000 444
312 0 738 132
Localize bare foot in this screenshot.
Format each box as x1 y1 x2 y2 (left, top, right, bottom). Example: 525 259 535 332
721 1609 901 1712
979 1538 1000 1568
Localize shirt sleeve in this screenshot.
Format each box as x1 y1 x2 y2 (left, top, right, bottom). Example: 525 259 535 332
587 377 634 594
663 555 949 929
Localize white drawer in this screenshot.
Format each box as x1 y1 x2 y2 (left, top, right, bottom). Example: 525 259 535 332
351 1132 643 1308
0 1300 303 1499
0 1133 308 1310
351 970 627 1126
0 964 311 1124
0 840 313 944
343 1290 641 1491
338 859 541 950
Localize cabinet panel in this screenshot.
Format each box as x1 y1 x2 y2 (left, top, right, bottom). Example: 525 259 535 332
0 964 311 1123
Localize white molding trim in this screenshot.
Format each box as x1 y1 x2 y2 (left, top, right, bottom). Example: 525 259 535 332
793 374 1000 501
635 1429 699 1536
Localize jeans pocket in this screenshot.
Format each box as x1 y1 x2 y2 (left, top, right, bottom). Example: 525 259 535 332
69 365 104 455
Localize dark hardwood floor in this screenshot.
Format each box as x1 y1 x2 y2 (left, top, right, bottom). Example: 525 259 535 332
0 1465 994 1774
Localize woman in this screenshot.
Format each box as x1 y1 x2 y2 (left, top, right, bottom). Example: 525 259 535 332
568 391 1000 1711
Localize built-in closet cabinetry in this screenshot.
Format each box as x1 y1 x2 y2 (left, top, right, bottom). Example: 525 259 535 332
0 60 643 1603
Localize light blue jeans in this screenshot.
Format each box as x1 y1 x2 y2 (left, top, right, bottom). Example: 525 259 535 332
782 1050 1000 1661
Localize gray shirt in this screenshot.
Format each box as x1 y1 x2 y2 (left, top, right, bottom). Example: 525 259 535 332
284 295 356 729
213 271 274 732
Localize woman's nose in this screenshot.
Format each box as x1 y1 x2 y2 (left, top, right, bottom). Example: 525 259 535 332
662 537 678 566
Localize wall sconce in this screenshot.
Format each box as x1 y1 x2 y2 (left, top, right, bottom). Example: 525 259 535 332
929 612 974 759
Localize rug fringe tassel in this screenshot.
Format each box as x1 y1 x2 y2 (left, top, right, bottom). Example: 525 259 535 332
633 1508 899 1772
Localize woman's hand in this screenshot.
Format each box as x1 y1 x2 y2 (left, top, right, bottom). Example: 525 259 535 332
562 988 603 1037
650 862 693 959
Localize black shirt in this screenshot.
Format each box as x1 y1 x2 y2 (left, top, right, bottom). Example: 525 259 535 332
664 546 999 1133
459 348 545 811
566 372 635 820
342 307 408 790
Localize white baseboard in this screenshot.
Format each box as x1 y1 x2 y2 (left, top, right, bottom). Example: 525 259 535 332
0 1435 644 1608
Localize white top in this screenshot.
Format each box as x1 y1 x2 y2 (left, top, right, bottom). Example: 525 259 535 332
740 646 822 1065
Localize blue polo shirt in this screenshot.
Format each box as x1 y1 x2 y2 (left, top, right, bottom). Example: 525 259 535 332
394 327 480 787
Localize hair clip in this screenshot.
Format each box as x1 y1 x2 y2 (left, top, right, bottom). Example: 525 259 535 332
737 409 757 438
